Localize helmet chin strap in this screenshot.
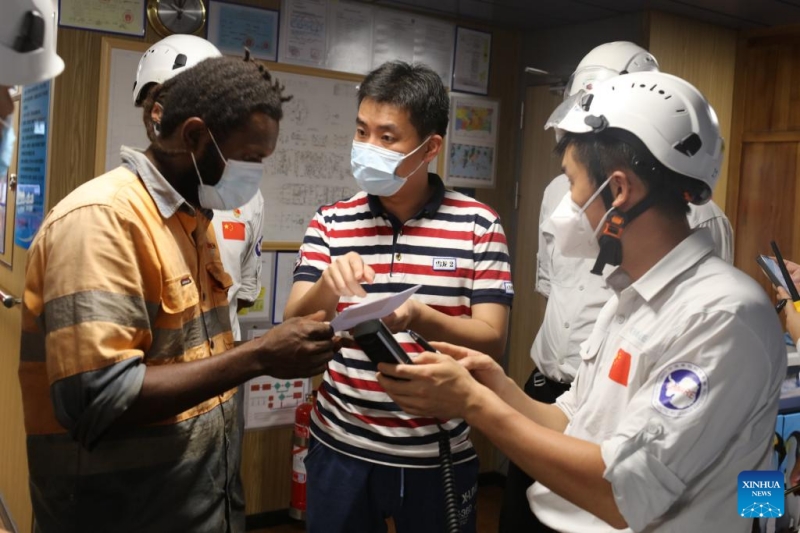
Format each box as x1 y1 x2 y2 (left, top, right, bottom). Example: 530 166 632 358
590 192 657 275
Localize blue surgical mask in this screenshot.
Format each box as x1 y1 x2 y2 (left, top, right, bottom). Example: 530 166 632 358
351 137 430 196
191 130 264 211
0 115 16 178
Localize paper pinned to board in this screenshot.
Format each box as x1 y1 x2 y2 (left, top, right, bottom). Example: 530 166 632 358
329 285 421 332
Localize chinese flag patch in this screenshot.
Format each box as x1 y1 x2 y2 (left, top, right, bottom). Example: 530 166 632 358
222 221 246 241
608 349 631 386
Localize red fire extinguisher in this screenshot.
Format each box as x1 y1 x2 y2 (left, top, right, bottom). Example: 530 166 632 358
289 393 315 520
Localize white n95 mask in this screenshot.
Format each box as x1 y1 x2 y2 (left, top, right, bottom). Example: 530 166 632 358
549 178 613 259
192 131 264 211
351 137 429 197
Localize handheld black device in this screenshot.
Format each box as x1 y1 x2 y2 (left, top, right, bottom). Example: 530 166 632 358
771 241 800 302
353 319 413 365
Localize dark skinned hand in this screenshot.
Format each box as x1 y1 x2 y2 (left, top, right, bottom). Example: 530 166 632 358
253 310 339 378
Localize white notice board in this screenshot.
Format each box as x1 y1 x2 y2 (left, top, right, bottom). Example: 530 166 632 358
96 38 150 175
258 67 363 246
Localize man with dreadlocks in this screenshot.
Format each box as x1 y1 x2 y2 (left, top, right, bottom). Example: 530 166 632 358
134 37 267 344
19 55 338 533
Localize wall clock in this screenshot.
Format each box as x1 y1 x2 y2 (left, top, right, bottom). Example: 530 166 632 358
147 0 207 37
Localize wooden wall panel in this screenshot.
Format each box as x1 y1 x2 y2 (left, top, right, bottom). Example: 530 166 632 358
646 10 737 212
742 44 800 134
734 143 798 294
241 427 294 513
727 27 800 292
474 28 522 235
49 29 105 208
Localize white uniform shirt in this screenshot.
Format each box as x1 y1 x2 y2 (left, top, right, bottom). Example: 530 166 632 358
211 190 264 341
531 174 735 383
528 231 786 533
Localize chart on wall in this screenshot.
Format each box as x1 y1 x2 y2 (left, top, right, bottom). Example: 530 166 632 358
259 70 362 245
243 328 312 429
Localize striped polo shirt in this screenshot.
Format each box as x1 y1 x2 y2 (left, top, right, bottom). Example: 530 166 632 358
18 147 244 532
294 174 514 467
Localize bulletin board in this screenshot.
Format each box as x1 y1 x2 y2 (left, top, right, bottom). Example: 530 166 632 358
95 37 366 249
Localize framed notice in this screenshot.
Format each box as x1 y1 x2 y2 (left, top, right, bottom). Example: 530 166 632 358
207 1 279 61
452 26 492 95
59 0 146 37
444 94 499 189
14 81 53 249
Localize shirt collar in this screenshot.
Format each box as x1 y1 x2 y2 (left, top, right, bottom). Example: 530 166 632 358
120 146 197 219
606 228 715 302
367 173 446 219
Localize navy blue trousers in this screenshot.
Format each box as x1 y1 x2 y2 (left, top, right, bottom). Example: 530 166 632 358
305 438 479 533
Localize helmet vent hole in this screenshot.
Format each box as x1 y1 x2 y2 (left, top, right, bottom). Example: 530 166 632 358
665 95 672 100
659 90 665 95
650 84 657 91
674 133 702 156
172 54 188 70
14 10 45 53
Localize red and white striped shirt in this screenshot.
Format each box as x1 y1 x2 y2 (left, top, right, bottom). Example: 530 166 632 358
293 175 514 467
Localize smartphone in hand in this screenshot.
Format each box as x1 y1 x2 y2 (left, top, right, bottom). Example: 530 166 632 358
757 254 789 291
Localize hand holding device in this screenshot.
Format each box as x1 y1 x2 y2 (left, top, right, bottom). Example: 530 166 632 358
757 254 789 292
770 241 800 312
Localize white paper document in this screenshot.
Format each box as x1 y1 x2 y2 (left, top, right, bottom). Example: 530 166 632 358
329 285 421 332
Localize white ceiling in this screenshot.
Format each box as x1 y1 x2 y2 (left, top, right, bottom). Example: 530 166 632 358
369 0 800 31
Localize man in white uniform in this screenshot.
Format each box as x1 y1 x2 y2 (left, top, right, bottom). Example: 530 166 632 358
501 42 735 532
133 35 265 340
378 71 785 533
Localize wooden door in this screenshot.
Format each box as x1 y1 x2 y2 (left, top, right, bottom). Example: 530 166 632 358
0 99 33 533
506 86 563 389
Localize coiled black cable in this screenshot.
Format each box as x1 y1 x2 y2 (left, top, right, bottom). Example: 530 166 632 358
437 423 460 533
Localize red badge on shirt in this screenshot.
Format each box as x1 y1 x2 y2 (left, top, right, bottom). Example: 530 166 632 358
222 221 246 241
608 349 631 386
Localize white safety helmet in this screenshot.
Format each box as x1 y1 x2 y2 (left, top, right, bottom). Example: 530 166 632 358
564 41 658 99
547 71 723 204
0 0 64 86
133 34 222 106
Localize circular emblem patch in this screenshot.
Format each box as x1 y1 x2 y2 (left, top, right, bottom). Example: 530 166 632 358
651 362 708 418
